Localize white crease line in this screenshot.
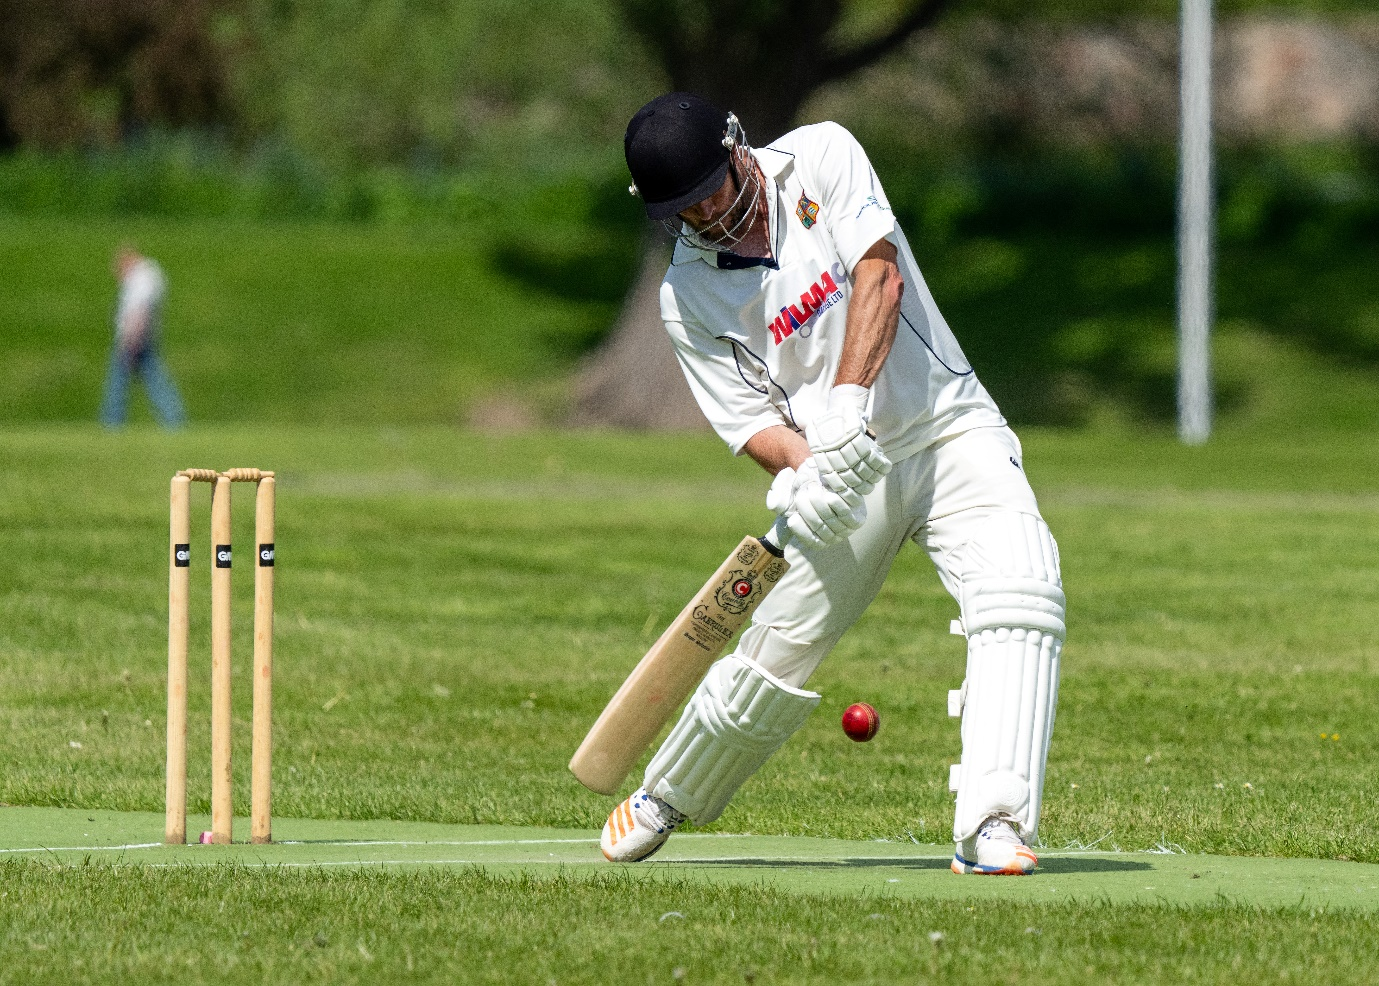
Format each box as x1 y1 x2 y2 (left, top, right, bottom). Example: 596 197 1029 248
2 838 599 854
143 859 480 869
0 843 163 854
142 859 586 869
276 838 600 847
4 839 1231 861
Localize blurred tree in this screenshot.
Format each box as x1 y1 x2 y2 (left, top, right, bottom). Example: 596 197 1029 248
575 0 953 428
0 0 239 151
613 0 951 143
0 0 239 152
237 0 655 174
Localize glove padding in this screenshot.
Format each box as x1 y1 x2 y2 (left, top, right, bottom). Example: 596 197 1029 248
766 458 866 547
805 386 892 496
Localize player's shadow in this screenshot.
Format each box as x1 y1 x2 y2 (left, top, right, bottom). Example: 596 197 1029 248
1031 856 1152 873
675 856 1150 873
671 857 950 871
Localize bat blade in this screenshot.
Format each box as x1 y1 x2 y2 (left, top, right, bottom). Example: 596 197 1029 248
569 530 789 795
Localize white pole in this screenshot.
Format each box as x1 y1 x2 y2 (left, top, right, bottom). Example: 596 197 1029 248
1177 0 1214 444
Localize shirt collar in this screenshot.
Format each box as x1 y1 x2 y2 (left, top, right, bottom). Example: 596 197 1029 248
754 144 795 180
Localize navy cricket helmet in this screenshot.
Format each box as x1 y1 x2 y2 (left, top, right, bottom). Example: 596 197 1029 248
624 93 733 221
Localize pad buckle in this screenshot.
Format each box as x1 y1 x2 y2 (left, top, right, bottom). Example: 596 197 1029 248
947 680 966 718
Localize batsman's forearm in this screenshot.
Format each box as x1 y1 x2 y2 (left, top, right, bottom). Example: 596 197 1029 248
835 239 903 388
743 425 811 476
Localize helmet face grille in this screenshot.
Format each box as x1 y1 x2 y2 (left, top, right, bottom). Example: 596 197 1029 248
661 141 765 255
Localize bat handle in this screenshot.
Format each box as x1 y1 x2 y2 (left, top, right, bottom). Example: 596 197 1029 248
761 515 791 555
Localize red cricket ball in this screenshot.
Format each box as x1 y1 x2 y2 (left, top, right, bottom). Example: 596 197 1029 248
841 702 879 742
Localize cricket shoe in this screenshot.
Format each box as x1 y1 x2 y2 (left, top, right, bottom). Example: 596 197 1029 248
951 815 1038 875
601 788 685 862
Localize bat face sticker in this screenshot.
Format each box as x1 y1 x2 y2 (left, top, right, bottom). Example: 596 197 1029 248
716 570 759 615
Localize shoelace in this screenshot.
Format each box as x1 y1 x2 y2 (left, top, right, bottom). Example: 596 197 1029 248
633 793 684 832
978 816 1023 845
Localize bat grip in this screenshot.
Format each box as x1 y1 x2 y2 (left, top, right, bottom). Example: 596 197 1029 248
760 515 791 556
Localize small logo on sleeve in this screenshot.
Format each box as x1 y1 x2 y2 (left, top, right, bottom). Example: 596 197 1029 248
215 545 232 568
854 194 888 219
796 192 819 229
174 544 191 567
259 543 275 567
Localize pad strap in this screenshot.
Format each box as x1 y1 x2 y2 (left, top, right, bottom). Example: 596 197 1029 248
645 655 820 824
961 577 1066 639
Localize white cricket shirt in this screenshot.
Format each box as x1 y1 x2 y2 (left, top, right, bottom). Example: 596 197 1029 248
116 258 167 344
660 121 1004 462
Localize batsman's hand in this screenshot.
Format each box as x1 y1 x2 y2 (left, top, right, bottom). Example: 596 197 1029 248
805 385 892 497
766 458 866 548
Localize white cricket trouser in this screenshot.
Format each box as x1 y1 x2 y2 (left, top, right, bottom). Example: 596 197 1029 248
735 424 1045 687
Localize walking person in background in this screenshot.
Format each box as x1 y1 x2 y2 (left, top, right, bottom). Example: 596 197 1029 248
100 245 186 427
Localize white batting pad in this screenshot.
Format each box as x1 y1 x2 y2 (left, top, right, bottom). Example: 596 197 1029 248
951 512 1065 843
645 654 820 824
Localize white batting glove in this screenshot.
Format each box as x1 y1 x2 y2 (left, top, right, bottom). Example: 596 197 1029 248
766 458 867 548
805 385 892 497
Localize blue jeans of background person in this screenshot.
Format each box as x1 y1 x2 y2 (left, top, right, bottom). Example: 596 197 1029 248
99 342 186 427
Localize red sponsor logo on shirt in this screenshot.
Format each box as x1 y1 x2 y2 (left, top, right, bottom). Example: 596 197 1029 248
768 266 845 345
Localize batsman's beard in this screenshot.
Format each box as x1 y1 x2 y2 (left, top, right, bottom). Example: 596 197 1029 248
666 146 767 256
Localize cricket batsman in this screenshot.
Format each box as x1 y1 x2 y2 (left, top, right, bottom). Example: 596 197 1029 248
602 93 1065 876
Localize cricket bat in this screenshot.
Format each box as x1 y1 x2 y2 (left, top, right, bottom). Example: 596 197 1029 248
569 519 791 795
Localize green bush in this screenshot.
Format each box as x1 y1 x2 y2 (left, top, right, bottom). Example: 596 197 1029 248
0 137 637 238
873 144 1379 249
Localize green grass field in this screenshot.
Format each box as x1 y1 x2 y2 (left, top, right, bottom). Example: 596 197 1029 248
0 215 624 425
3 423 1378 983
5 808 1379 984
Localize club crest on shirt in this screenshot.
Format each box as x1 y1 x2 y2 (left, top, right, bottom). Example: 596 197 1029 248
795 192 819 229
